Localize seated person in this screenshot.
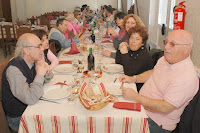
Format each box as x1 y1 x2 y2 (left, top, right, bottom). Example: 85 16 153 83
31 29 59 70
73 10 85 26
105 6 115 27
119 30 199 132
2 33 53 132
65 12 82 32
107 12 126 40
48 18 79 48
103 14 145 59
116 26 153 91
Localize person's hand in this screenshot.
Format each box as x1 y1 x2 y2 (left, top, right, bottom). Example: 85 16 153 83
106 17 111 22
102 50 111 57
112 32 118 37
36 62 50 76
79 35 87 42
121 87 138 101
119 75 135 83
107 27 118 37
119 42 128 54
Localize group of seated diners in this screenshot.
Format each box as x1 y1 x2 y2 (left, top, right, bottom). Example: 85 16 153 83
0 4 199 133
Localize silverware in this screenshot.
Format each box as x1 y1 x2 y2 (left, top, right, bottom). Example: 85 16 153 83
113 78 117 83
61 81 66 88
39 98 60 104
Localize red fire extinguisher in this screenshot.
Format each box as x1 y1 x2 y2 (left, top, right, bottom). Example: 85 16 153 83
173 1 186 30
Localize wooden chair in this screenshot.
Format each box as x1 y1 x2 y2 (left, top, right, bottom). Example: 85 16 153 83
0 60 10 133
27 18 38 25
40 18 50 30
49 39 61 56
16 26 31 39
0 24 17 58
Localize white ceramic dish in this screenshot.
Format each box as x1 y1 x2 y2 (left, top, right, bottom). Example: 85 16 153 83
54 64 75 73
101 64 123 74
43 87 70 100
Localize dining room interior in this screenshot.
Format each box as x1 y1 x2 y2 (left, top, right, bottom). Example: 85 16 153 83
0 0 200 133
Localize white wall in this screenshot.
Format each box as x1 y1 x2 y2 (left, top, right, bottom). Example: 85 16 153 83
11 0 117 21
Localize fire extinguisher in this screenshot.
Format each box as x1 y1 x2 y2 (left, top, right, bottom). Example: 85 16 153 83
173 1 186 30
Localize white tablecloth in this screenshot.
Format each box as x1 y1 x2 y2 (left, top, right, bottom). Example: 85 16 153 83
18 44 149 133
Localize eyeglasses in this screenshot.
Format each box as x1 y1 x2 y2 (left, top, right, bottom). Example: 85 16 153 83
26 44 42 49
163 39 188 48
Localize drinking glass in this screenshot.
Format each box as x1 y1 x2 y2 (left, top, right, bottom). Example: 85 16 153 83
97 50 103 64
72 59 79 75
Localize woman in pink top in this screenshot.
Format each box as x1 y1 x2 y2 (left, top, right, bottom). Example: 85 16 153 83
31 29 59 70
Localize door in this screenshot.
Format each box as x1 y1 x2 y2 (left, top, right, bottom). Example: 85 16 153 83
1 0 12 22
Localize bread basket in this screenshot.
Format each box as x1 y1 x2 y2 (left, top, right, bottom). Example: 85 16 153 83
79 82 117 111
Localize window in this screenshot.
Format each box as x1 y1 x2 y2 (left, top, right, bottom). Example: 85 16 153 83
158 0 176 29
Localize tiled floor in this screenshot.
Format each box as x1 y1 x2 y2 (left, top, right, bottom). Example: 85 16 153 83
0 48 14 64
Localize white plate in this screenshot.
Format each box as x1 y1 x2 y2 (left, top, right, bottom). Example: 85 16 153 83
105 83 122 96
43 87 70 100
54 64 75 73
101 64 123 74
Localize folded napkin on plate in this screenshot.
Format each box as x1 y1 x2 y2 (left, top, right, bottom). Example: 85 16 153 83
54 82 67 85
79 27 86 38
83 21 88 28
101 40 113 43
103 31 110 38
64 39 80 55
113 102 141 111
59 60 72 64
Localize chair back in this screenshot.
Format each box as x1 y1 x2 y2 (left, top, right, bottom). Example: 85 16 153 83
40 18 50 30
0 60 10 133
27 18 38 25
179 78 200 133
16 26 31 39
49 39 61 55
0 24 16 41
0 24 17 57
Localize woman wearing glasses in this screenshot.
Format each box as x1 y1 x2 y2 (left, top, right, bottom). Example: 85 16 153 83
74 10 85 26
31 29 59 70
116 26 153 92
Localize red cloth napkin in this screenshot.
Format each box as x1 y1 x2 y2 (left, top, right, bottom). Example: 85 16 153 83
113 102 141 111
79 27 86 38
64 39 80 55
103 31 110 38
101 40 113 43
83 21 88 28
54 82 67 85
59 60 72 64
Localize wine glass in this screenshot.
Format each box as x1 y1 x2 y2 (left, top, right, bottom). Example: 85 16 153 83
72 59 79 75
97 50 103 64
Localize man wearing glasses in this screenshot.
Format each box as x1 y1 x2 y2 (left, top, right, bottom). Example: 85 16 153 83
1 33 53 132
119 30 199 132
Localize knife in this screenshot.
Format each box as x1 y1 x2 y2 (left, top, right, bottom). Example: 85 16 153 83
39 98 61 104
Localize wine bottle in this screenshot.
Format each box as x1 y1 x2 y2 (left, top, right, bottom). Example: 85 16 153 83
91 29 95 43
88 47 95 70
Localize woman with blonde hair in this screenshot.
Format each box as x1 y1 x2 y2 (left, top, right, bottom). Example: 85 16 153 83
103 13 145 58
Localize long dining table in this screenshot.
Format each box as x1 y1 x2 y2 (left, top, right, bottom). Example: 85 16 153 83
18 35 149 133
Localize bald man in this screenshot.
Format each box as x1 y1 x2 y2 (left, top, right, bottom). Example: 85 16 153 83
1 33 53 132
119 30 199 132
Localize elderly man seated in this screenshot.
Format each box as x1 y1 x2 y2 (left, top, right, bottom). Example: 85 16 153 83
119 30 199 133
2 33 53 132
48 18 80 49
